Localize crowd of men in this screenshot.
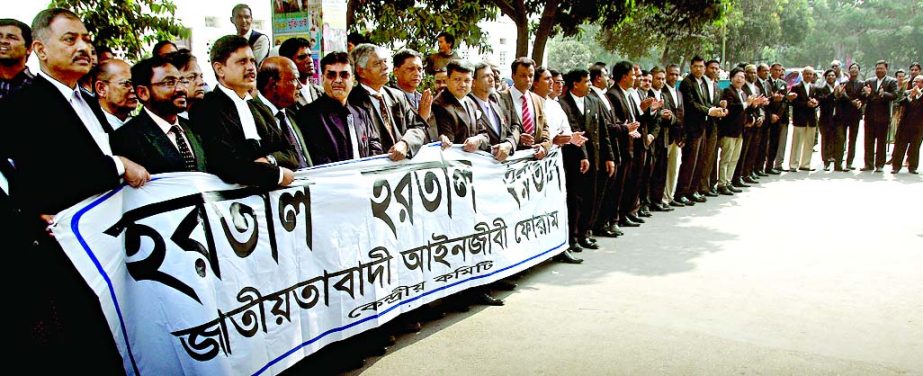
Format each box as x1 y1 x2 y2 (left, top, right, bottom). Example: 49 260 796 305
1 5 921 373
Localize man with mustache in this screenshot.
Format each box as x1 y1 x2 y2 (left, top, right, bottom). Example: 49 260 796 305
348 44 428 161
252 56 312 169
111 56 207 173
192 35 298 188
0 18 33 99
3 8 149 372
93 59 137 130
296 51 382 165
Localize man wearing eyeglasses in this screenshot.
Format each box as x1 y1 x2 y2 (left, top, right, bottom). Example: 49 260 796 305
192 35 298 188
111 56 207 173
93 59 137 130
296 51 382 166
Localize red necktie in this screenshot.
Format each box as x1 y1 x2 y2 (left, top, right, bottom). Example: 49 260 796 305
521 94 534 134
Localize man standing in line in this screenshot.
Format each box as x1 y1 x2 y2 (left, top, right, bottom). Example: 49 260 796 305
860 60 898 172
677 56 726 206
789 67 819 172
834 63 865 170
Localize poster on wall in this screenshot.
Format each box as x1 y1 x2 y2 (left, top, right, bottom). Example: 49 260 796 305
322 0 347 53
271 0 324 84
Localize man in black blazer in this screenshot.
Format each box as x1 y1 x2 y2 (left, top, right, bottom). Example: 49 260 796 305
835 63 865 170
3 8 148 373
587 65 629 237
434 60 481 146
767 63 796 173
348 44 428 161
815 69 840 171
789 67 819 172
753 64 775 175
558 69 616 251
647 66 678 212
297 51 382 165
735 64 768 185
891 75 923 173
861 60 899 171
468 62 518 161
253 56 313 169
677 56 726 205
111 56 207 174
191 35 297 189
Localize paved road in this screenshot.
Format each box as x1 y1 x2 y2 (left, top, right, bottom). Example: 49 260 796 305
349 162 923 375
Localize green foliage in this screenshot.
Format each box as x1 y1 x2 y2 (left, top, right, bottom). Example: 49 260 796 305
545 39 592 72
350 0 498 55
50 0 189 62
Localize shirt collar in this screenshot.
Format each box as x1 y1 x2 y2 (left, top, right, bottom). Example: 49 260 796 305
243 29 253 40
470 94 491 108
361 83 383 97
569 92 585 103
103 110 129 126
217 83 252 103
590 86 607 97
144 107 179 135
510 85 527 101
37 69 78 100
257 92 281 115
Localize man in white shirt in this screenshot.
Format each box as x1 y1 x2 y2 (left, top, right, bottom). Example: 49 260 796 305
497 57 551 157
231 4 271 66
93 59 137 130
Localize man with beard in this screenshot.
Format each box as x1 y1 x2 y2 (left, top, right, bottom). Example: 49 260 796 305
0 18 33 99
93 59 137 130
167 49 207 119
279 37 323 109
192 35 298 188
111 56 207 173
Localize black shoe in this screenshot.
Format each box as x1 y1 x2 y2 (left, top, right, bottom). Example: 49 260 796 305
846 165 855 171
569 238 583 253
619 218 641 227
767 168 781 175
703 190 719 197
859 167 873 171
749 172 761 180
678 196 695 206
475 292 504 306
756 170 769 177
732 180 750 188
743 176 759 184
834 165 845 172
627 214 646 223
669 199 686 207
491 280 517 291
690 194 707 203
890 169 899 174
607 224 625 236
650 203 668 212
718 186 734 195
595 227 618 237
798 167 816 171
638 208 653 217
728 185 743 193
874 167 883 173
555 250 584 264
578 237 599 249
910 170 918 174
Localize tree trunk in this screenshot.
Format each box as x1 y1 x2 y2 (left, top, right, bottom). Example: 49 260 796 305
660 45 671 67
530 0 558 66
346 0 360 30
491 0 530 59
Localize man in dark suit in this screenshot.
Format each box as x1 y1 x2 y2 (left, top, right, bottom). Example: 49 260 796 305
497 57 551 157
634 70 662 217
434 60 482 147
647 66 678 212
891 75 922 173
4 8 150 373
191 35 297 189
296 51 382 165
815 69 840 171
834 63 865 170
677 56 726 205
767 63 796 172
861 60 899 172
789 66 819 172
752 64 775 175
278 37 323 109
717 68 755 195
734 64 768 185
111 56 207 173
607 61 653 227
558 69 616 251
468 62 518 161
253 56 313 169
392 48 435 140
588 64 630 236
661 64 686 207
348 44 428 161
697 59 724 194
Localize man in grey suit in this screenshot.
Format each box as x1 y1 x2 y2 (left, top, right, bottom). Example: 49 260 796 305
467 62 518 161
860 60 899 172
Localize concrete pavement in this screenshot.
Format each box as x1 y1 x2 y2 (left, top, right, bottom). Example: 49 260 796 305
348 164 923 375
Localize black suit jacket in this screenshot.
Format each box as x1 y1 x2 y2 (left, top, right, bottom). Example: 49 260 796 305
468 93 521 151
606 87 648 156
679 75 713 139
815 83 837 128
767 77 792 125
111 110 208 174
3 75 121 234
836 78 865 122
296 94 383 166
191 87 298 188
899 90 923 129
660 86 684 146
558 93 615 170
862 76 898 126
348 85 427 155
719 87 748 138
791 81 818 127
588 89 625 164
434 89 479 144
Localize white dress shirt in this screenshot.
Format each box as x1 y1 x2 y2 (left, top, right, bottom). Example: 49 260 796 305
510 86 534 123
666 85 679 106
299 83 315 103
0 167 8 195
36 70 125 175
590 86 612 111
543 96 572 138
704 76 716 102
628 87 643 114
569 92 586 114
103 110 131 131
144 108 194 158
216 83 261 141
804 81 811 96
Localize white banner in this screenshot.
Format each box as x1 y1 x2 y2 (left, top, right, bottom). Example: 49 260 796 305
53 145 569 375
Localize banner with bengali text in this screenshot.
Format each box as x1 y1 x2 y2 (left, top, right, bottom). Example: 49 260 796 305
53 145 569 375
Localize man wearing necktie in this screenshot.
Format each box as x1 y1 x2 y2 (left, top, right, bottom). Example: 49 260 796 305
434 60 482 147
890 75 923 173
112 56 208 174
252 56 312 169
497 57 551 158
467 62 518 161
860 60 898 172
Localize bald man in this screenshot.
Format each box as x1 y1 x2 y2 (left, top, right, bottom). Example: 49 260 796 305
94 59 138 130
252 56 312 168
